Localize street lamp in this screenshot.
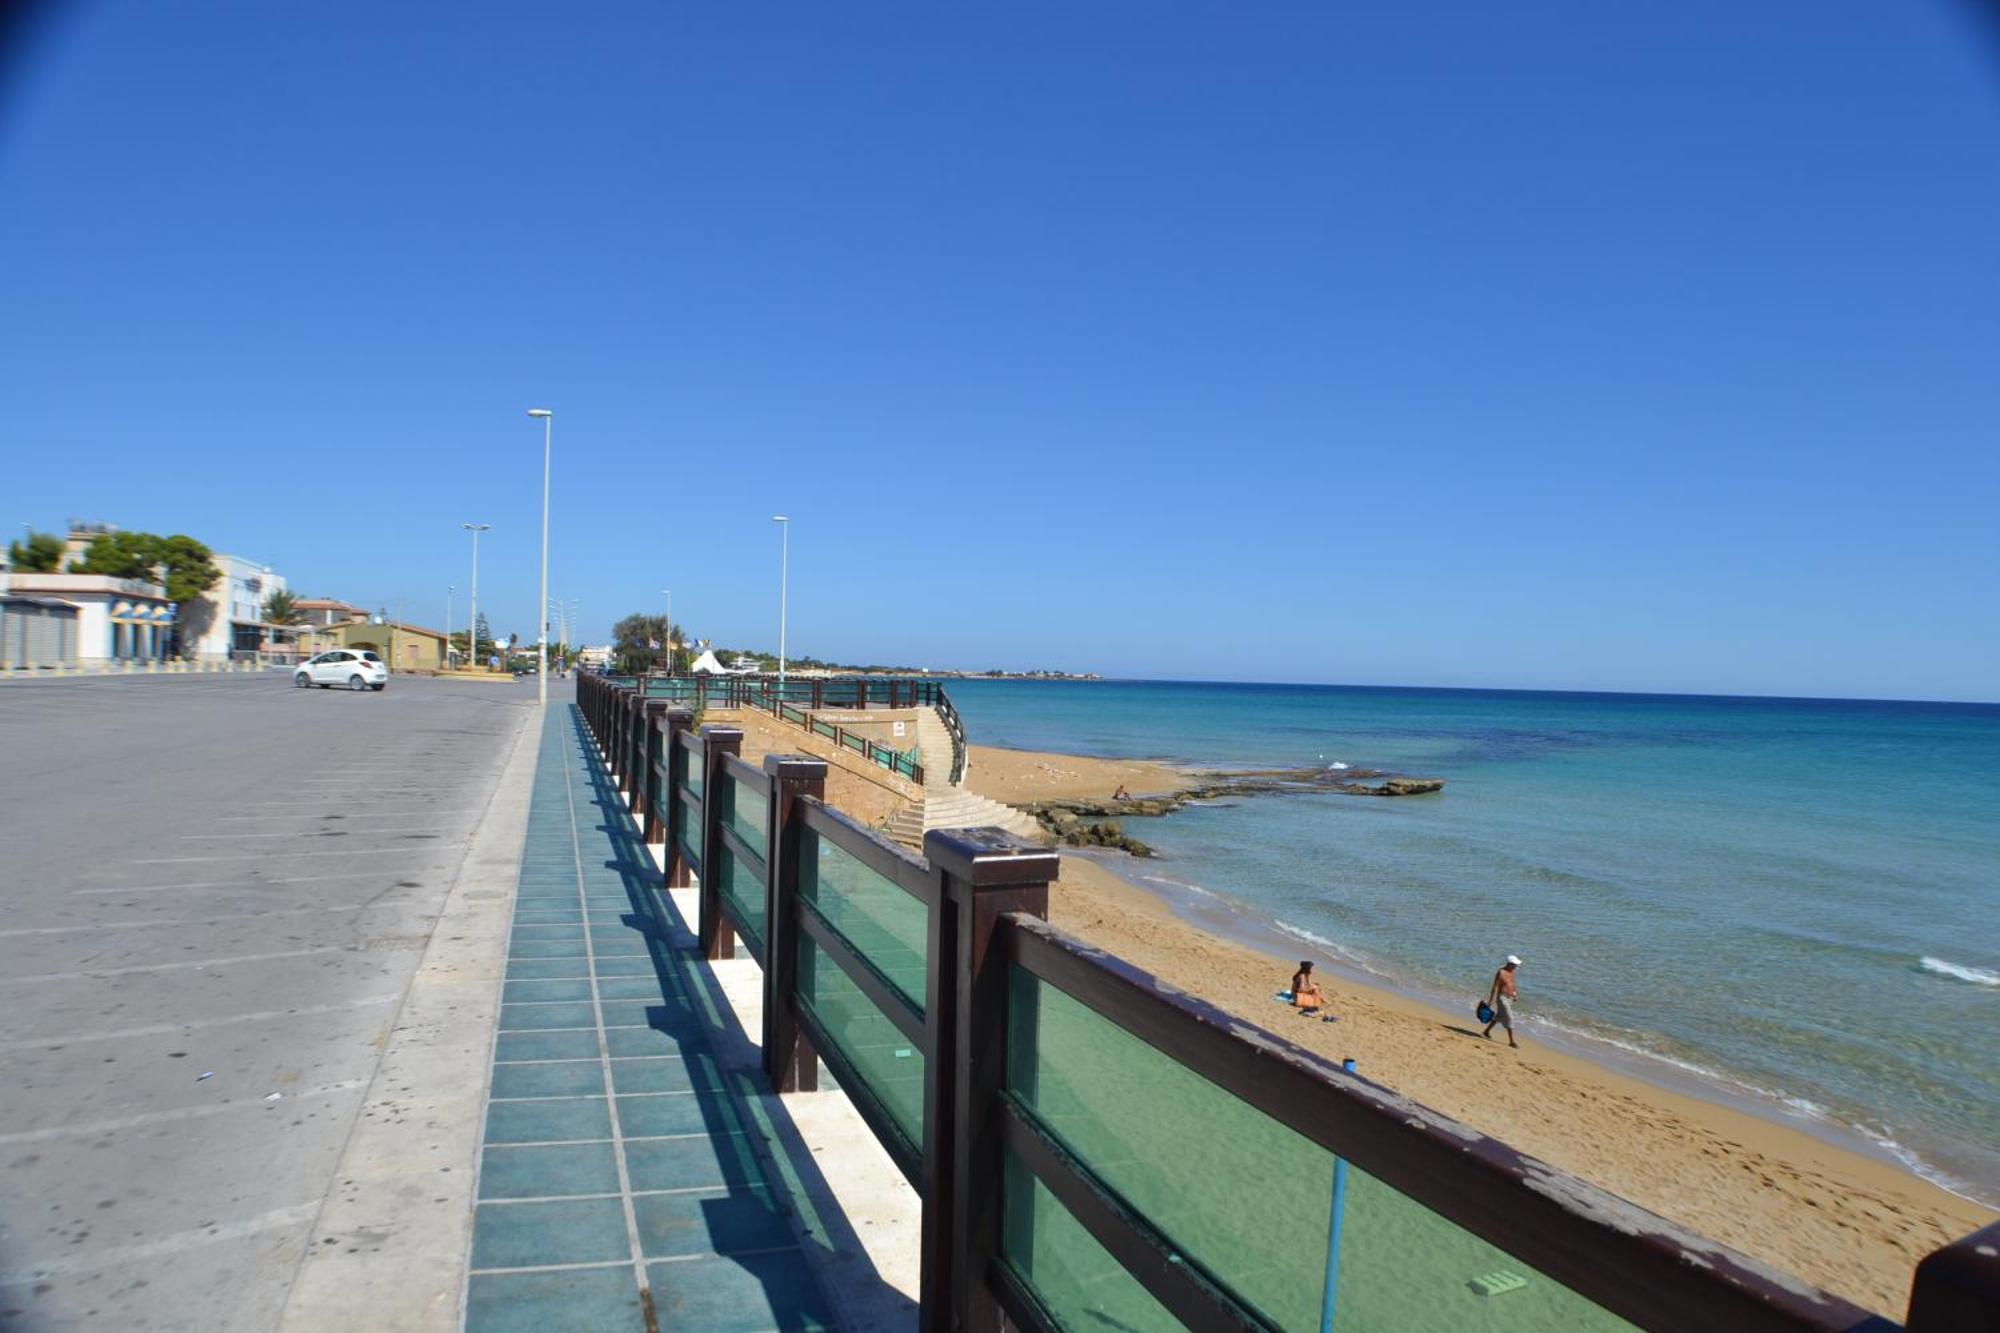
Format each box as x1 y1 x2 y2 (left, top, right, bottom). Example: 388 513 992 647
463 522 489 672
661 588 672 671
771 515 789 687
528 409 553 706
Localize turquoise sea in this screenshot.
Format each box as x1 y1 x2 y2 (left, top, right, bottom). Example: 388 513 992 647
942 679 2000 1205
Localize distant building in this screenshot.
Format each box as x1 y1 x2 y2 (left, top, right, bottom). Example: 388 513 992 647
576 645 612 670
3 573 175 664
185 554 287 662
1 595 80 670
294 599 368 628
303 617 450 672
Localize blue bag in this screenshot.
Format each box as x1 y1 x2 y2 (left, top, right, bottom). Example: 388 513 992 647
1476 1001 1495 1025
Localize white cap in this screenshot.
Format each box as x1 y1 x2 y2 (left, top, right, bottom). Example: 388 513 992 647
1505 955 1522 967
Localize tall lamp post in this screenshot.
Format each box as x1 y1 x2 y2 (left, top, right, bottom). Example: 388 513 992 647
661 588 672 671
771 515 789 687
527 409 553 706
463 522 489 671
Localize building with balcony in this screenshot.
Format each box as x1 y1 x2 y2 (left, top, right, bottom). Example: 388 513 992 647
184 554 287 662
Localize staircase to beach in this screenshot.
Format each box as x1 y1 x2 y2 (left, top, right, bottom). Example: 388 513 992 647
885 783 1043 847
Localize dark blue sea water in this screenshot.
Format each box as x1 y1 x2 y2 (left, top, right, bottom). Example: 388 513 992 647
943 679 2000 1203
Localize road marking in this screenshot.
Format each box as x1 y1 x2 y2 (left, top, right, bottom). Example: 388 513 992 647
0 902 397 937
177 828 459 840
134 848 426 863
0 946 344 985
0 1202 324 1285
1 994 401 1049
211 807 488 820
71 871 405 896
0 1080 367 1145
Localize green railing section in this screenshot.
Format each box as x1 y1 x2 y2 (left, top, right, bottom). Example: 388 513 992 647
797 932 926 1151
713 841 766 960
799 828 928 1013
721 768 767 863
1003 969 1635 1332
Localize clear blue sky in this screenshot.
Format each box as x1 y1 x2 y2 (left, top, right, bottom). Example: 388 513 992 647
4 2 1997 699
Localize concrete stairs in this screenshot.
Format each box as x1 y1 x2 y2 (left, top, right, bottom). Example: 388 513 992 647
912 709 960 791
886 785 1044 848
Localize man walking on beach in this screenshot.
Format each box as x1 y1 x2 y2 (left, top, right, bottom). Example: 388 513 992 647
1483 955 1522 1047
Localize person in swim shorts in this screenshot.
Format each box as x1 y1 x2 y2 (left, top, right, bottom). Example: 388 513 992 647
1483 955 1522 1047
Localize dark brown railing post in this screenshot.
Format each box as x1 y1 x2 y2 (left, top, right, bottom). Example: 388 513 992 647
696 725 744 960
610 685 632 791
639 699 670 840
761 754 827 1093
663 710 695 888
627 690 649 804
1907 1221 2000 1331
921 827 1059 1333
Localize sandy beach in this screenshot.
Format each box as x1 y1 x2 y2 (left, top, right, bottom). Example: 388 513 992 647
970 744 1993 1317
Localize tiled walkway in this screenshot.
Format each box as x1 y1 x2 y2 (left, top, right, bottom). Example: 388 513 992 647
462 704 841 1332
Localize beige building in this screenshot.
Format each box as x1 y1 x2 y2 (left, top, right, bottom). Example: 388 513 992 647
303 618 449 672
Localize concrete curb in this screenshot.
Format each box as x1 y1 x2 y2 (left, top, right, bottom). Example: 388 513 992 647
275 702 545 1332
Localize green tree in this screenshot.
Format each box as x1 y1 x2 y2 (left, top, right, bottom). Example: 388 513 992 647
611 613 688 673
73 530 159 579
5 531 65 572
72 530 220 604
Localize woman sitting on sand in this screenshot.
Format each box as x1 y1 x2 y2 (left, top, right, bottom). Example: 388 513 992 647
1290 961 1324 1012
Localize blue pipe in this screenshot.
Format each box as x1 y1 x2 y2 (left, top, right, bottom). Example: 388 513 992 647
1319 1058 1357 1333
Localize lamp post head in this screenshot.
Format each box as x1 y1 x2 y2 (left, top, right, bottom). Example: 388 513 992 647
771 514 789 523
463 522 490 533
526 409 553 419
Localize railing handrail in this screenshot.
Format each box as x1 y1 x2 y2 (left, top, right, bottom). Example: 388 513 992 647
571 672 1980 1333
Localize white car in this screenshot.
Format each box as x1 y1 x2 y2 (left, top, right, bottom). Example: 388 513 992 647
294 650 389 692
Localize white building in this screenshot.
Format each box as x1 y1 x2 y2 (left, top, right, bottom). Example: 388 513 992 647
184 554 287 662
3 573 176 664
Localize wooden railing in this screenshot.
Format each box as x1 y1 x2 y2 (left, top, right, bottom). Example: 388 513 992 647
576 673 1994 1333
635 672 965 785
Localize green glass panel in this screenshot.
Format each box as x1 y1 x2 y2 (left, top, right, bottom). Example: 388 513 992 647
673 745 702 803
672 797 697 866
1007 970 1635 1333
713 842 765 958
799 831 928 1014
722 772 767 862
798 935 923 1149
1001 1147 1180 1333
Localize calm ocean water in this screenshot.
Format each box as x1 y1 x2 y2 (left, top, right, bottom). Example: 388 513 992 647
943 679 2000 1204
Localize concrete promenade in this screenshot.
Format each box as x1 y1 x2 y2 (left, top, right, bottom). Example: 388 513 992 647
0 672 537 1331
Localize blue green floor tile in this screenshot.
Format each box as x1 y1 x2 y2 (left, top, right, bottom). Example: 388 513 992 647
646 1251 839 1331
633 1188 795 1258
625 1133 766 1193
490 1061 608 1100
484 1096 611 1145
500 1001 600 1031
610 1055 717 1095
503 978 595 1004
464 1267 645 1333
480 1141 622 1200
495 1029 601 1062
472 1195 631 1268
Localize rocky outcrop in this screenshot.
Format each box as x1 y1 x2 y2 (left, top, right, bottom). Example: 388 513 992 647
1023 764 1444 850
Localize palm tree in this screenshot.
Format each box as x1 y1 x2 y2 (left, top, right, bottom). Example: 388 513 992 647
264 588 303 627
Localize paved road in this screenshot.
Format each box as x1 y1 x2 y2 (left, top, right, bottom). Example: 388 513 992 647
0 672 538 1332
